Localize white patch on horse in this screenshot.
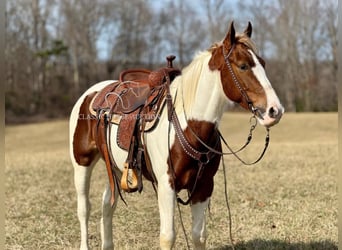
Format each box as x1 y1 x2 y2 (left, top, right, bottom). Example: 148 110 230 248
179 51 229 123
249 50 283 112
191 199 209 248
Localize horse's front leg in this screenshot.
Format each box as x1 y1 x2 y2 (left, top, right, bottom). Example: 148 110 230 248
100 184 118 250
191 199 210 250
158 174 176 249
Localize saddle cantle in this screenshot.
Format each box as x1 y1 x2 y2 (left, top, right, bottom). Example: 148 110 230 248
119 69 151 83
91 55 181 199
119 55 180 88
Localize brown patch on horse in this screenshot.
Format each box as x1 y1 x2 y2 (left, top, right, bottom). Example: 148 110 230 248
167 120 222 204
73 92 99 166
208 34 267 111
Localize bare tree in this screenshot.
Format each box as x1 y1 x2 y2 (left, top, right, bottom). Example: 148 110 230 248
59 0 110 96
106 0 153 69
314 0 338 110
239 0 337 111
5 0 338 123
238 0 275 57
6 0 57 114
200 0 232 43
321 0 338 81
160 0 205 66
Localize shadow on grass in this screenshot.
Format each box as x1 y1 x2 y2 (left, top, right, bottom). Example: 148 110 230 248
214 239 337 250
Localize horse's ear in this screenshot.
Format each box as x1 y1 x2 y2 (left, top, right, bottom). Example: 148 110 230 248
223 21 236 48
244 21 252 38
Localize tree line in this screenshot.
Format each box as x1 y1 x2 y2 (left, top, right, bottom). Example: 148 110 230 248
5 0 337 123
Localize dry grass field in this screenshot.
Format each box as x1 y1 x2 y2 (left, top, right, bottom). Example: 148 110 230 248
5 112 337 250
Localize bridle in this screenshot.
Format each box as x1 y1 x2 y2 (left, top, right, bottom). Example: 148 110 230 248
222 44 264 120
164 43 271 205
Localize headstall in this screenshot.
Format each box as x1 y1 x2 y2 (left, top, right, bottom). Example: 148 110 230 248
222 45 264 120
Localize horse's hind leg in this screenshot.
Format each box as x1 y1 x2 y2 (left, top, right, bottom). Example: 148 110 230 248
191 199 210 250
70 91 99 249
73 162 97 250
101 184 118 250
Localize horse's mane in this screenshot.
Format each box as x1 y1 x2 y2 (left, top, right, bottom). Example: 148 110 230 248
174 50 214 114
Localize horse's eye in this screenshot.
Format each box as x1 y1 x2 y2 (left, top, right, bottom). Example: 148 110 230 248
239 64 249 71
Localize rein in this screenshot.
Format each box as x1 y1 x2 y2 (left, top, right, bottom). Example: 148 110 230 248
185 109 270 163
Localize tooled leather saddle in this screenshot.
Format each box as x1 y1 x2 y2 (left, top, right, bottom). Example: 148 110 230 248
91 55 181 206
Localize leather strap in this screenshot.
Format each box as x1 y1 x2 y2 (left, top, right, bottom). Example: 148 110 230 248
96 112 116 206
171 111 215 164
222 45 264 119
140 116 158 185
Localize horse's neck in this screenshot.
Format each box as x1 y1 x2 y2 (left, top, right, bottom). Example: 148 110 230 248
174 51 228 124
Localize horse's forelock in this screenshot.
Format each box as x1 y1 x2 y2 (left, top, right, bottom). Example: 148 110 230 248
208 33 258 54
235 33 258 54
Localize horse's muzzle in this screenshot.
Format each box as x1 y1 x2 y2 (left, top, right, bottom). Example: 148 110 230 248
258 104 284 127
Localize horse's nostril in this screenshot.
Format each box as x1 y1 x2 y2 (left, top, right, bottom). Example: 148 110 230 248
268 107 278 118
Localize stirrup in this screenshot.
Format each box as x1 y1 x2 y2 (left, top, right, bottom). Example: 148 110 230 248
120 162 139 192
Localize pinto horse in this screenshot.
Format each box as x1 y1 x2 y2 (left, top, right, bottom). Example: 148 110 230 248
69 22 284 250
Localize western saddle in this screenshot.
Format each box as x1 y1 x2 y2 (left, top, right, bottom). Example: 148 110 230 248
90 55 181 206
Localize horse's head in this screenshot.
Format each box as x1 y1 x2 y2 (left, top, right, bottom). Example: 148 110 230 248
209 21 284 127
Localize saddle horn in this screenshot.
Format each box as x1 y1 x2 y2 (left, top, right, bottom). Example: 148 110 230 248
166 55 176 68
